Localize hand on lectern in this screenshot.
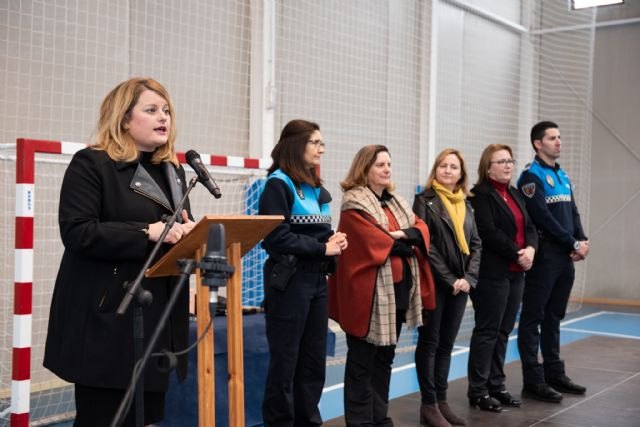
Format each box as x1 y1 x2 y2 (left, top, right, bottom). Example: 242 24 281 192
148 210 195 244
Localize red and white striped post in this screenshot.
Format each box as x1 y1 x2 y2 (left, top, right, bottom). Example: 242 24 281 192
10 138 268 425
13 139 63 426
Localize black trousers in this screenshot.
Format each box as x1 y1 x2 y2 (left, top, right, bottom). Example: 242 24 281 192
262 262 328 427
73 384 164 427
467 272 524 398
517 248 575 385
343 311 404 427
415 287 468 404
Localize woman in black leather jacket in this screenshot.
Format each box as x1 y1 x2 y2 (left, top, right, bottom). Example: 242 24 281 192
413 148 481 427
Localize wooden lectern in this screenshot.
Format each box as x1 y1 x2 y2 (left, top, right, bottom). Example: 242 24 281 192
147 215 283 427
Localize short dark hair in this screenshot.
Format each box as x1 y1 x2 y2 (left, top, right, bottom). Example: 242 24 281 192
268 119 321 186
530 120 558 151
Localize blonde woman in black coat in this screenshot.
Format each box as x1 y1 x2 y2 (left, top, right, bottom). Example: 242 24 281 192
467 144 537 412
44 77 195 426
413 148 482 427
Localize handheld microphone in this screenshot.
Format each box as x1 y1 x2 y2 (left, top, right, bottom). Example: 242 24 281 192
185 150 222 198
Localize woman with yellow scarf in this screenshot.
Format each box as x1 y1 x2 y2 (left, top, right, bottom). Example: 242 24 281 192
413 148 482 427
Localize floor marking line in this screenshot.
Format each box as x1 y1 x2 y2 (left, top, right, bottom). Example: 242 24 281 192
561 327 640 340
529 371 640 426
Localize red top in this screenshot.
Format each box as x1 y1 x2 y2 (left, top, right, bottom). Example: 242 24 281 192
328 210 435 338
490 178 525 272
383 206 404 283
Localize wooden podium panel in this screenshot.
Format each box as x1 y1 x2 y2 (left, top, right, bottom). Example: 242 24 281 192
147 215 282 277
146 215 282 427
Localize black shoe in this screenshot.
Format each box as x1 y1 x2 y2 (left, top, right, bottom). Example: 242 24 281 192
468 395 502 412
547 375 586 395
489 390 522 407
522 383 563 403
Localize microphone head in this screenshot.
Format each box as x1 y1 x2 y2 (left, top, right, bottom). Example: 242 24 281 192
202 224 228 288
185 149 201 165
205 224 226 258
185 149 222 198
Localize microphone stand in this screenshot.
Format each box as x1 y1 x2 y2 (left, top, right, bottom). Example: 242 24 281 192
112 175 198 427
110 258 197 427
200 224 236 319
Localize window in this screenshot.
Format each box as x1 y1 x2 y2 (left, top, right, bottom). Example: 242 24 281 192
571 0 624 10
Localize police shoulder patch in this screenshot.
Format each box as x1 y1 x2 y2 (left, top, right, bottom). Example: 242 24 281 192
521 182 536 198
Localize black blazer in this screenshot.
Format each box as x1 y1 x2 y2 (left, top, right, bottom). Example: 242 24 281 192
43 148 192 391
469 180 538 280
413 188 482 291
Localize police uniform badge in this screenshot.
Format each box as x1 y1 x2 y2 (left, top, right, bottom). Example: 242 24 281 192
546 174 555 187
521 182 536 198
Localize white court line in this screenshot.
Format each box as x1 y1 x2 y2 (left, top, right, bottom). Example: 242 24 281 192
506 310 608 341
600 310 640 318
323 383 344 393
562 327 640 340
559 310 608 326
323 348 470 392
323 311 638 394
529 371 640 426
324 360 425 392
391 345 470 373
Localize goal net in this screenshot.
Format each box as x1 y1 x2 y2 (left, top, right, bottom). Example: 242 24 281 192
0 141 267 426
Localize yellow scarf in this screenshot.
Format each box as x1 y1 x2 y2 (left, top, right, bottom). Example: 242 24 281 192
432 181 470 255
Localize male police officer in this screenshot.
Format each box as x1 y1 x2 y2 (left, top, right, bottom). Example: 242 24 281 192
517 121 589 403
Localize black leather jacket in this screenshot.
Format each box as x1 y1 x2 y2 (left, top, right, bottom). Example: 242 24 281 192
413 188 482 291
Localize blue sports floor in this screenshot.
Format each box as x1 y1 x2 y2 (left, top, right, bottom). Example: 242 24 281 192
42 305 640 426
322 306 640 423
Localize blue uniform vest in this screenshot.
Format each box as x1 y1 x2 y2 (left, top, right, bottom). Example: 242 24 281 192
268 169 331 225
522 159 573 205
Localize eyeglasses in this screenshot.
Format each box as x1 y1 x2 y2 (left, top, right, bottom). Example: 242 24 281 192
307 139 326 148
491 159 516 166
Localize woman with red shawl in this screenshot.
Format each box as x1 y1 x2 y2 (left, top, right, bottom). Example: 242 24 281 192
329 145 435 426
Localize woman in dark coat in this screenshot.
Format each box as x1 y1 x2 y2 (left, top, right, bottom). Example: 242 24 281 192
466 144 537 412
413 148 482 427
43 77 195 426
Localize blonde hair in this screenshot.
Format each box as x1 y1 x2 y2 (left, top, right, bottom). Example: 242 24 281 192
93 77 178 166
476 144 513 185
341 144 395 192
425 148 469 195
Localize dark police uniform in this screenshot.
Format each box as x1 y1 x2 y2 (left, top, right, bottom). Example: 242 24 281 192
517 156 587 386
258 169 334 426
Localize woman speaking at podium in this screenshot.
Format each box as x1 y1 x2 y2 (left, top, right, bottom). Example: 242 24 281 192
43 77 195 426
258 119 347 426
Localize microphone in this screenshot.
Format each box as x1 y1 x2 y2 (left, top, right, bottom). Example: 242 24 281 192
185 150 222 198
200 224 235 305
